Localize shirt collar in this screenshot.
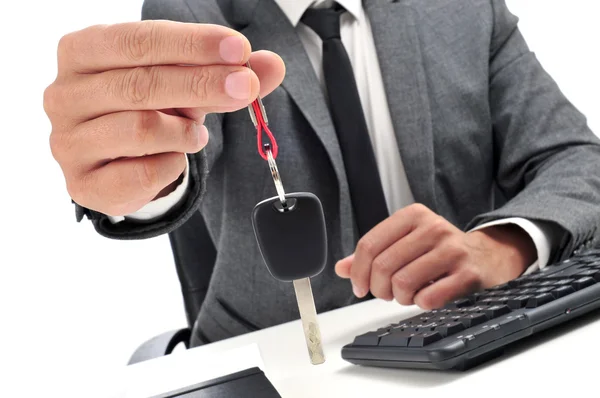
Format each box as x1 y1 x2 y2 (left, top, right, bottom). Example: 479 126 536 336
274 0 361 27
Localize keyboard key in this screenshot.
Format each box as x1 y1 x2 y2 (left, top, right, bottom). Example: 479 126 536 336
489 296 514 305
517 288 537 295
507 295 532 309
554 279 575 286
508 279 522 288
434 321 465 337
545 268 583 279
487 290 508 296
379 331 416 347
459 313 488 328
572 276 596 290
504 289 522 295
483 305 511 318
467 305 489 313
435 316 454 323
353 331 388 346
489 283 510 291
448 314 465 323
550 286 576 298
446 298 473 308
418 322 443 331
473 294 489 302
520 282 538 288
541 260 580 274
534 287 554 294
576 269 600 281
400 314 430 324
526 293 555 308
408 331 443 347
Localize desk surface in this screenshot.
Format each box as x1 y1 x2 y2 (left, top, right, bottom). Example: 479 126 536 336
118 299 600 397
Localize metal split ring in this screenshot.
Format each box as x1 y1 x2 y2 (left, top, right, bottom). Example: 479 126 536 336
266 147 287 206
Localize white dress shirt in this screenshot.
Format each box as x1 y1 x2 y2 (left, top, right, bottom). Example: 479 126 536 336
112 0 554 274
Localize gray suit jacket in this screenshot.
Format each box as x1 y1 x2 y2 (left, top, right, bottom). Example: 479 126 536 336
75 0 600 346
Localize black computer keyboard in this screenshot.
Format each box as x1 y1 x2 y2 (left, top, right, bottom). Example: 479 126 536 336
342 247 600 370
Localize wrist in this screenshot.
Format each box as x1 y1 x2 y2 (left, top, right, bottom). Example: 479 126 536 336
468 224 537 284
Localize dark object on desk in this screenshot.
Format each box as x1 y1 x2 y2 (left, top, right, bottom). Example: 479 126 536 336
150 367 281 398
342 247 600 370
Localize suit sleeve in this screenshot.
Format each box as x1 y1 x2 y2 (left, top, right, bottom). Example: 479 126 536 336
73 0 226 240
465 0 600 262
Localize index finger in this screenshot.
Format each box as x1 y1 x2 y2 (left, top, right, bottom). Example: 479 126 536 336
59 20 251 74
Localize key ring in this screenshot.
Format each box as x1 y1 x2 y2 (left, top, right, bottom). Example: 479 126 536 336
265 144 287 206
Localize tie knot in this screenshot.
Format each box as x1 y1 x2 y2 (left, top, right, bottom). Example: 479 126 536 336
301 4 345 41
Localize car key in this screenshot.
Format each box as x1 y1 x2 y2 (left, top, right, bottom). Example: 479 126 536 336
245 62 327 364
251 147 328 365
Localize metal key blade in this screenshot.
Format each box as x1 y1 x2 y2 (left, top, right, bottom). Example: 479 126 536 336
293 277 326 365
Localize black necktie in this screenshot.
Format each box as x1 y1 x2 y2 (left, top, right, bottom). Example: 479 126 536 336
301 4 389 237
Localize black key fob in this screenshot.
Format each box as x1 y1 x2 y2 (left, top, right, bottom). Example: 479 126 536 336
251 192 328 282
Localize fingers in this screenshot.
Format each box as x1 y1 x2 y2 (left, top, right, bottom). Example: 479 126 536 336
55 50 285 122
73 64 259 119
64 110 208 167
369 227 437 301
246 50 286 98
390 249 450 305
72 153 187 216
350 204 429 298
175 50 285 116
412 268 482 310
335 254 353 278
60 21 252 73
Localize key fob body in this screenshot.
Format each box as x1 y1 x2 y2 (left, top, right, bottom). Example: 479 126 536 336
251 192 328 282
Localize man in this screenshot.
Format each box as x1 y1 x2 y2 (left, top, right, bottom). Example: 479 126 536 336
44 0 600 347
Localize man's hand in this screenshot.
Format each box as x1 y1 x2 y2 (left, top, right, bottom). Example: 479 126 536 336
44 21 285 216
335 204 537 309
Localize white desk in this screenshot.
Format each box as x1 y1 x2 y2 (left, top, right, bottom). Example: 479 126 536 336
116 299 600 397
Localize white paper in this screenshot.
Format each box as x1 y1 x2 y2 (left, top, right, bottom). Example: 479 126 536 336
105 344 266 398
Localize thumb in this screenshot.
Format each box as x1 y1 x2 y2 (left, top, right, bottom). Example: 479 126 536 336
335 254 354 278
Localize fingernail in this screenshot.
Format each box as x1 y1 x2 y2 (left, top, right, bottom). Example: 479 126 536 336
225 71 252 100
188 123 208 153
196 124 209 148
219 35 246 63
352 283 364 298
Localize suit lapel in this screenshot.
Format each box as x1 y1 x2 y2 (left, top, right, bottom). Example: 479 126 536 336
365 0 437 211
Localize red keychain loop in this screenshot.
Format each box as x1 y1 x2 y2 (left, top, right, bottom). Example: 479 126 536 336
245 62 278 161
251 99 279 161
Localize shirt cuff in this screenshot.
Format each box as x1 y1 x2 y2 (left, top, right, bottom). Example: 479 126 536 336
107 156 190 224
469 217 554 275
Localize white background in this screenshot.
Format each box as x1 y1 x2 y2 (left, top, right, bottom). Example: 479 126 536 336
0 1 598 397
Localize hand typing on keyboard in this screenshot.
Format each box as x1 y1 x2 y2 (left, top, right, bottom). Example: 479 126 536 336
335 204 537 309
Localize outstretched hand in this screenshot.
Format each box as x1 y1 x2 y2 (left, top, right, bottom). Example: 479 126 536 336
45 21 285 217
